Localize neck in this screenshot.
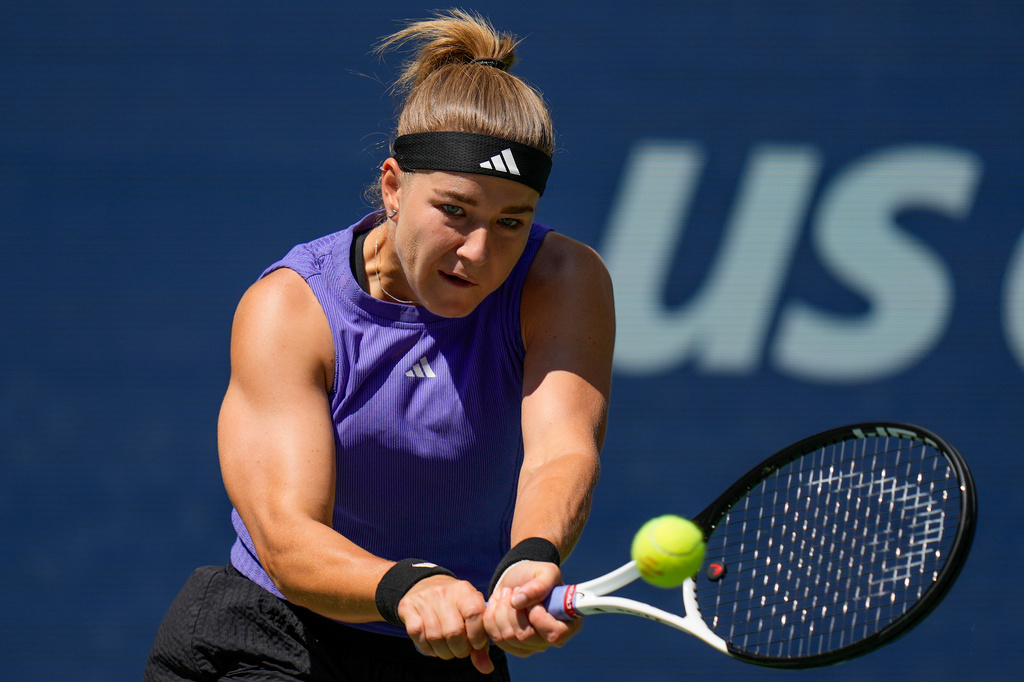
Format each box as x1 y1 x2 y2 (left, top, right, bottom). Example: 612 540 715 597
373 224 415 305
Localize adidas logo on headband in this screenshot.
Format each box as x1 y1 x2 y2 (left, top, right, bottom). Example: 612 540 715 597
392 132 552 195
479 149 521 176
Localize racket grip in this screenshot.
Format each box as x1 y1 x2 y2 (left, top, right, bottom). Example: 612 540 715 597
544 584 581 621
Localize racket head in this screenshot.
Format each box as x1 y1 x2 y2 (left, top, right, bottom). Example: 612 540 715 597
690 422 976 668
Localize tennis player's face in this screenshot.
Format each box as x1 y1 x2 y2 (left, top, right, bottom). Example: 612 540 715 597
388 167 539 318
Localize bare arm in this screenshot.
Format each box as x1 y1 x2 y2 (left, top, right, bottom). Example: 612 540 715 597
515 233 613 555
218 268 391 621
487 232 615 655
219 268 492 671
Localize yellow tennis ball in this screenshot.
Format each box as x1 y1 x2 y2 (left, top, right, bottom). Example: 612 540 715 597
631 515 706 587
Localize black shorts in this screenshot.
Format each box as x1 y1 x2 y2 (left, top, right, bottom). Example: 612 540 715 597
144 565 511 682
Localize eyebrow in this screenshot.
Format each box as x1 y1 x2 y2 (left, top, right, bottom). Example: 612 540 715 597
432 189 535 215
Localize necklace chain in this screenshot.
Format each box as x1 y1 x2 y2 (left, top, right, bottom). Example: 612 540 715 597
374 225 415 304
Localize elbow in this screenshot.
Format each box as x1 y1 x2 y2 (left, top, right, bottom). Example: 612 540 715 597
243 516 312 599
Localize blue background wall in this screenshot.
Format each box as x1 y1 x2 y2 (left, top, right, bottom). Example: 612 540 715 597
2 2 1020 680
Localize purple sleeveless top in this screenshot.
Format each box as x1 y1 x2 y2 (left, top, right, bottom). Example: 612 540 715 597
229 212 552 636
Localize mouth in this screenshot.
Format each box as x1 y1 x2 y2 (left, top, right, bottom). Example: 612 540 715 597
440 270 476 288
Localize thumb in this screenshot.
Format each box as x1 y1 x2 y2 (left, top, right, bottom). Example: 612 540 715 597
510 577 554 610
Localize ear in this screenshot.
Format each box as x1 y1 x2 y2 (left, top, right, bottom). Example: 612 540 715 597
381 158 403 212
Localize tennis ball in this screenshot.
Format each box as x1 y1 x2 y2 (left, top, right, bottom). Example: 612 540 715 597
631 515 705 587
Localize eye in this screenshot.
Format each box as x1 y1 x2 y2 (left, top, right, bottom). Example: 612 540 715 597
441 204 465 216
497 217 523 228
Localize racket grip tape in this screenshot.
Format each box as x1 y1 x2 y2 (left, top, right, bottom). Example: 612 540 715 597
544 584 582 621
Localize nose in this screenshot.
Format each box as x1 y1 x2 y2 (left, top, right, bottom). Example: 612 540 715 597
456 224 489 264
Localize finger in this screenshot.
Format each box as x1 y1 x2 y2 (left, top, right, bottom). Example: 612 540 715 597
440 608 473 660
487 589 544 657
471 646 495 675
405 620 434 657
408 605 455 660
429 612 461 661
485 589 527 655
459 593 489 653
431 584 487 661
526 603 578 646
511 604 549 651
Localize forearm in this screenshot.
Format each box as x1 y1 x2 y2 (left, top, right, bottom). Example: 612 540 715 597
245 509 392 622
510 449 600 559
487 451 597 657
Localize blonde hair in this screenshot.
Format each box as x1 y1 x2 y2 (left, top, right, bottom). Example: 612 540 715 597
375 9 555 156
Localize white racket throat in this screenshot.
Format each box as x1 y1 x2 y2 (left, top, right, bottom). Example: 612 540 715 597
562 562 728 654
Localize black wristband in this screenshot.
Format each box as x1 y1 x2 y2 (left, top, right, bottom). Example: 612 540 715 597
487 537 561 597
375 559 455 627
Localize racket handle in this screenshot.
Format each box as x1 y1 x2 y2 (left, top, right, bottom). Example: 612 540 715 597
544 584 582 621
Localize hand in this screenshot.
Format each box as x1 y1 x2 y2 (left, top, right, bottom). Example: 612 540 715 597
398 575 494 674
484 560 582 658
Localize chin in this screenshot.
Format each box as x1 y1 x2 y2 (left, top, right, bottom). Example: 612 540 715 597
423 294 483 319
425 303 477 319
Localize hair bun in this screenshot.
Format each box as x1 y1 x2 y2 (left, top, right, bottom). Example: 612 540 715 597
376 9 555 156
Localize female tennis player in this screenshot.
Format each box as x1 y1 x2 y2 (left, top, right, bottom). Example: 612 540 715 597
145 9 614 681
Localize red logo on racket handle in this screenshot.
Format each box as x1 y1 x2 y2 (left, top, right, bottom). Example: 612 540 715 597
563 584 581 619
706 561 727 581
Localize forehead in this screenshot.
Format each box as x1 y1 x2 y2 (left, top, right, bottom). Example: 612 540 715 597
404 170 539 211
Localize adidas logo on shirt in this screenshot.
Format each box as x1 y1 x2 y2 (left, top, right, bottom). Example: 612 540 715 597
406 356 436 378
479 148 521 176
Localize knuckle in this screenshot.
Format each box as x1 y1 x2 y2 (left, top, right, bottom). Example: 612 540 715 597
441 625 465 642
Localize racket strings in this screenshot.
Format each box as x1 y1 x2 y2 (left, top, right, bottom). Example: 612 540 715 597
696 435 963 660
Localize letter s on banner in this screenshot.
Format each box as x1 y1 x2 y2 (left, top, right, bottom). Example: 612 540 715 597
772 145 983 384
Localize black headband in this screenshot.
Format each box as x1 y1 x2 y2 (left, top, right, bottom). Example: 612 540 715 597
392 132 552 196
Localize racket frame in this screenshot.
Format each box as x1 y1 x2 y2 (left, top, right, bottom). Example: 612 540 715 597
547 422 977 669
689 422 977 668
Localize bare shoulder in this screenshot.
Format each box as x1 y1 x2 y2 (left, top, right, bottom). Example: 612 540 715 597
236 267 317 318
521 231 615 359
523 232 614 326
231 268 334 390
526 232 611 291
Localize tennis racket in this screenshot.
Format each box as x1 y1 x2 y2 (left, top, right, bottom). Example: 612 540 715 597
545 422 976 668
